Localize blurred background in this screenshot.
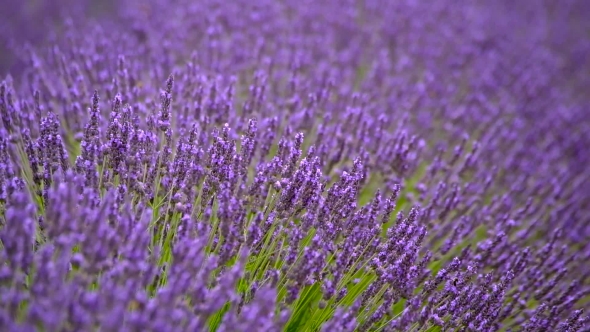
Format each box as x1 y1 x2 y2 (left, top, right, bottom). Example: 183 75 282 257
1 0 589 103
0 0 118 75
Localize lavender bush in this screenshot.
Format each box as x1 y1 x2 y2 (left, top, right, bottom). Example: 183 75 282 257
1 0 589 331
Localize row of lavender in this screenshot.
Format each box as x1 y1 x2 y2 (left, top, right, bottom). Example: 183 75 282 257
1 0 589 331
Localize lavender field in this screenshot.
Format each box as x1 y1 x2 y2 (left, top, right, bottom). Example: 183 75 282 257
1 0 589 331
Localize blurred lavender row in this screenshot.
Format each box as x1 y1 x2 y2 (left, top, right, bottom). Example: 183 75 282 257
1 0 589 331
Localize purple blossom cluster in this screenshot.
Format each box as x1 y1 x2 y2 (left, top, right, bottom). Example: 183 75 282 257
1 0 590 331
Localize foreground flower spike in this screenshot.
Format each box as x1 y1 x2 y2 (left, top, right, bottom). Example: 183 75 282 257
1 0 589 331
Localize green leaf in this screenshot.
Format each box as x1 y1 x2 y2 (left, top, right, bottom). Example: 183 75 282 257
208 302 231 332
286 283 322 332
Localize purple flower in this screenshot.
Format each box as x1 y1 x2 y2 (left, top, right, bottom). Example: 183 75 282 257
0 1 589 331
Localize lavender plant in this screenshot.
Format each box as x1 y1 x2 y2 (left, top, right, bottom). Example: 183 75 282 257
1 0 589 331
